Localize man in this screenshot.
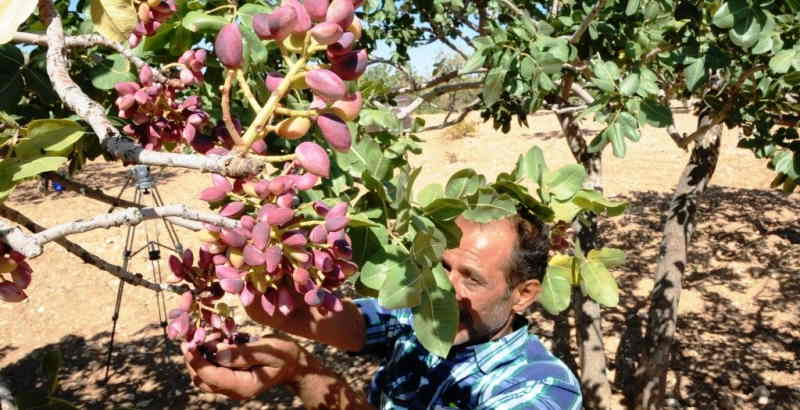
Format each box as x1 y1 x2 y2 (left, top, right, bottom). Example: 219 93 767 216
183 213 582 409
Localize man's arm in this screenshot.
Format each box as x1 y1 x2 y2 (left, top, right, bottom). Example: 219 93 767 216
243 296 366 352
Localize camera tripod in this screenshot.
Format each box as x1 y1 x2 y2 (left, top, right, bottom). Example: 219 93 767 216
102 165 184 384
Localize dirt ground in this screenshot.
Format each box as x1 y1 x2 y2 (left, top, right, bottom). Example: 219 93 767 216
1 110 798 409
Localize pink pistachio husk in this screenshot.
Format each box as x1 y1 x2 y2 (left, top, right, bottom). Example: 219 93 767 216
198 249 213 270
313 249 335 272
325 215 349 232
303 287 325 306
251 222 271 250
277 287 295 316
282 0 312 32
316 113 352 152
261 289 278 315
309 224 328 244
326 32 355 58
282 230 308 248
199 186 227 202
325 0 354 29
328 202 348 218
264 246 283 273
294 173 319 190
178 291 194 311
323 292 344 312
220 229 247 248
169 255 185 278
243 245 266 266
265 72 284 92
276 193 299 209
313 200 331 217
215 265 242 280
305 69 346 102
240 215 256 231
212 174 233 192
330 92 362 121
252 139 268 155
220 278 245 294
214 23 244 69
310 94 327 110
240 281 257 306
331 49 368 81
259 205 295 226
182 249 194 269
0 281 26 303
353 0 364 8
268 175 296 196
115 82 140 95
304 0 329 21
11 266 31 290
212 253 229 265
295 141 331 178
253 7 296 41
310 22 343 45
139 65 154 85
337 260 358 278
220 201 246 218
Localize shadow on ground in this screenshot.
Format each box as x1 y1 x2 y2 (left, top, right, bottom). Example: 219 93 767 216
598 186 800 409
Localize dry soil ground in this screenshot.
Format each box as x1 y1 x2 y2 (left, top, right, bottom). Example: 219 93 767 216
1 110 798 409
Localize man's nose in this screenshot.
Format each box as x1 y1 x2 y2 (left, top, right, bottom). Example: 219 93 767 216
446 269 464 300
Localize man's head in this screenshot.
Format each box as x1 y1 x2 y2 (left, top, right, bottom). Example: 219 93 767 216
442 213 549 346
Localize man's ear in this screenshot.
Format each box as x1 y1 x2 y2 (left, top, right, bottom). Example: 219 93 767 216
511 279 541 314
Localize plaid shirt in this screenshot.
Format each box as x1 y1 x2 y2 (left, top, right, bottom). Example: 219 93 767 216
354 298 582 410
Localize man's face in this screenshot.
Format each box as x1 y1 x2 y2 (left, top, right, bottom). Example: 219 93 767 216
442 217 518 346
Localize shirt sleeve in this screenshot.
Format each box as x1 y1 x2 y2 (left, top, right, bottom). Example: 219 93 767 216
350 297 413 360
473 377 582 410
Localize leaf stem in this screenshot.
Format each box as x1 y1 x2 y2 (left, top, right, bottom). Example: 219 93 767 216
236 69 262 112
222 69 244 145
275 107 318 117
249 153 297 163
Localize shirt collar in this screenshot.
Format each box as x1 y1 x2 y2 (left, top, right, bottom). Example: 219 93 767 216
447 315 530 373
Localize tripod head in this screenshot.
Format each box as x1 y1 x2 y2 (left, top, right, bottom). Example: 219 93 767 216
130 165 155 191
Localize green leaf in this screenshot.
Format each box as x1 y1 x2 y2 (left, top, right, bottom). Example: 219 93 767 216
417 183 444 207
591 60 619 92
579 261 619 307
337 136 392 180
423 198 467 221
347 213 381 228
542 164 586 201
619 73 640 96
16 119 84 159
637 68 660 97
729 12 761 49
237 3 272 27
0 156 68 183
358 108 403 133
572 189 628 216
460 51 486 74
769 49 796 74
625 0 641 15
445 168 481 199
351 226 405 291
42 349 64 394
587 248 626 268
412 266 458 358
640 98 673 127
538 265 572 314
550 198 582 222
462 188 517 223
0 71 23 111
604 122 626 158
712 2 734 28
241 25 268 67
182 10 227 32
752 35 773 55
618 112 641 142
90 0 138 43
513 146 547 184
685 58 707 91
483 67 507 107
378 262 422 309
90 53 136 90
519 55 536 78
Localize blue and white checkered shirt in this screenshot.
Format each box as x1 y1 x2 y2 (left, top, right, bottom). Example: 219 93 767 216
354 298 582 409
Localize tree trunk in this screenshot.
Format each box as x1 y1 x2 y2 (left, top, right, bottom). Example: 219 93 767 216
544 310 578 376
635 113 722 409
557 111 613 409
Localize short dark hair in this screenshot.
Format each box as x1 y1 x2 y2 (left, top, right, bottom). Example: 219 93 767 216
506 211 550 287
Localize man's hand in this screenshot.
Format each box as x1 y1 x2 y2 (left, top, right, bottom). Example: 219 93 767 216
182 335 309 400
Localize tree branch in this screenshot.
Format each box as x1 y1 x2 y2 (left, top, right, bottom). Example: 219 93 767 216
570 0 608 44
12 31 167 83
389 69 483 97
41 172 203 231
0 204 189 295
36 0 264 178
420 98 481 132
1 204 238 258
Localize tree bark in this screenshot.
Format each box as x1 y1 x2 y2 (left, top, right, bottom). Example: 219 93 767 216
557 111 613 409
635 113 722 409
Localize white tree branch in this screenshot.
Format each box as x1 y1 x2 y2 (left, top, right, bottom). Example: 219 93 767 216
36 0 264 178
0 204 189 295
1 204 237 259
571 0 608 44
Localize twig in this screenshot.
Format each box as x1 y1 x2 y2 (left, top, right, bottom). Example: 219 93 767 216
420 98 481 132
11 32 167 83
41 172 203 231
570 0 608 44
236 69 262 112
35 0 264 178
222 69 244 145
0 204 188 295
0 204 238 258
368 57 419 91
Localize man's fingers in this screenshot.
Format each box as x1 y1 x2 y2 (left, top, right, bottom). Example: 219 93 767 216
213 337 298 370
